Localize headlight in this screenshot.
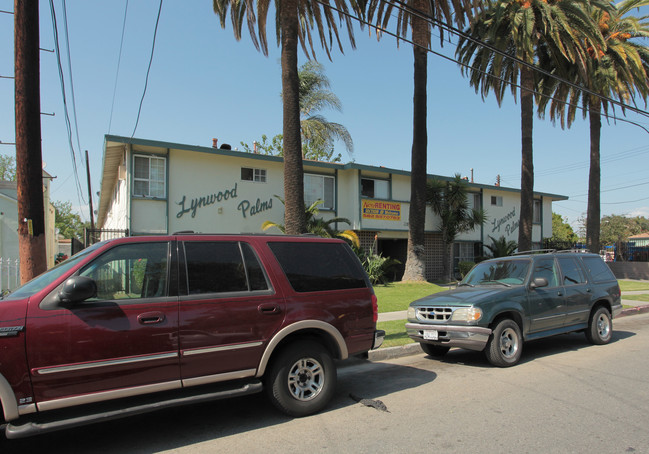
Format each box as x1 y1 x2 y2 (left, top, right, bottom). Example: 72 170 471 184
450 307 482 322
407 306 416 320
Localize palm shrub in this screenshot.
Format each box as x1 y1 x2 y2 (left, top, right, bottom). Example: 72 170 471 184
484 235 518 258
458 261 475 278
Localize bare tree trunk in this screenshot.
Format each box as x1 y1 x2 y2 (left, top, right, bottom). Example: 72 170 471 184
518 66 534 252
402 0 430 282
280 0 306 235
15 0 47 283
586 98 601 254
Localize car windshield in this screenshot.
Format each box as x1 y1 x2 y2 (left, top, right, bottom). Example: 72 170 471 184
1 242 104 301
462 259 530 286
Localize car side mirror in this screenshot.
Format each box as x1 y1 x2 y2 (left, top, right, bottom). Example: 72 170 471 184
530 277 549 289
58 276 97 304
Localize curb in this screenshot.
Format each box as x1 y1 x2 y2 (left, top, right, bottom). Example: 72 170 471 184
619 304 649 317
370 304 649 361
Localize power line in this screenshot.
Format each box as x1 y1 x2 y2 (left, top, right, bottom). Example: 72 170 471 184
108 0 129 133
61 0 83 165
131 0 163 139
48 0 86 209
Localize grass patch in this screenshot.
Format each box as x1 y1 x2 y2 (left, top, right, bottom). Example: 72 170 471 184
623 294 649 303
619 280 649 292
373 281 445 313
377 319 412 348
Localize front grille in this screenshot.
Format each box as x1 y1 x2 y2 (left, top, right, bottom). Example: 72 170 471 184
417 307 453 321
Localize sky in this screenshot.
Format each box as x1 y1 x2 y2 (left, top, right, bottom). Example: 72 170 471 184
1 0 648 235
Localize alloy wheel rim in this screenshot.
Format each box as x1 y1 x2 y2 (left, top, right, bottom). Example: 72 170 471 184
287 357 324 401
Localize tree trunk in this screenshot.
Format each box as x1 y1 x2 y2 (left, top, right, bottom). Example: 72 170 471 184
402 0 430 282
518 66 534 252
586 98 601 254
14 0 47 283
279 0 306 235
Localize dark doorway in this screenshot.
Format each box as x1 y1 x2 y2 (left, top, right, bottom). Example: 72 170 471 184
377 239 407 281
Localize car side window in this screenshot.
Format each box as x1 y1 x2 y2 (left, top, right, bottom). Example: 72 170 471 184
581 256 616 283
79 242 169 300
183 241 269 294
557 257 587 286
532 257 559 288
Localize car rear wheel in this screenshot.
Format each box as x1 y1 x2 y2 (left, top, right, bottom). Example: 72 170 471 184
420 343 450 357
485 319 523 367
585 307 612 345
266 341 336 417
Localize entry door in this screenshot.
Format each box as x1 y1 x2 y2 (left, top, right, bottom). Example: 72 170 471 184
527 257 566 333
26 241 180 408
178 241 285 385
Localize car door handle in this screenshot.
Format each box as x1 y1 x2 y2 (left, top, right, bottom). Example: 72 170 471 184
557 292 563 296
258 303 281 315
138 312 166 325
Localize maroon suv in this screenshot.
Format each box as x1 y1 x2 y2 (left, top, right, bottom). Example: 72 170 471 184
0 234 384 439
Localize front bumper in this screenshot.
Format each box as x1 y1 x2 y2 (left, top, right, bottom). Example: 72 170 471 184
372 329 386 350
405 322 492 352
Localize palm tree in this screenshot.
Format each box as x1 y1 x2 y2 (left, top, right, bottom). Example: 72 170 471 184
484 235 518 258
262 197 360 246
298 61 354 160
456 0 606 251
213 0 359 234
366 0 478 282
538 0 649 254
427 174 487 282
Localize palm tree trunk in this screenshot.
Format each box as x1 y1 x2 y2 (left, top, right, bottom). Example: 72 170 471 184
586 98 601 254
402 0 430 282
518 65 534 252
280 0 306 235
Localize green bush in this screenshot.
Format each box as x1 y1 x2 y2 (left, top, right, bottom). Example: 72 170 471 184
458 261 475 279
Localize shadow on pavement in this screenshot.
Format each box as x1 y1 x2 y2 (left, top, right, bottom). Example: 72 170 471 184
1 361 435 453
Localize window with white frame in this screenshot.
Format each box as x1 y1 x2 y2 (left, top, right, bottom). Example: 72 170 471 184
304 174 335 209
133 155 166 198
470 193 481 210
533 199 542 223
361 178 390 199
490 196 503 207
241 167 267 183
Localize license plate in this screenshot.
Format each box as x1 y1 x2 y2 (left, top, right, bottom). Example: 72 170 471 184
423 330 438 340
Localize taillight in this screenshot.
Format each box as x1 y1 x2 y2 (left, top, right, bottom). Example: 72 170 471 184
371 293 378 323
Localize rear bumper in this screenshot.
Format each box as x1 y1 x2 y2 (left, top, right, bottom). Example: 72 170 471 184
372 330 386 350
405 322 492 352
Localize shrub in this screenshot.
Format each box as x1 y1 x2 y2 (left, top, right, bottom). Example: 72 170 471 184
458 261 475 279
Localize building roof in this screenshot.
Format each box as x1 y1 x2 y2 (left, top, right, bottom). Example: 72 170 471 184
629 232 649 240
100 134 569 226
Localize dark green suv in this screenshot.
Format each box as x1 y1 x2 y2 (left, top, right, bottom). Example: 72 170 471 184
405 251 622 367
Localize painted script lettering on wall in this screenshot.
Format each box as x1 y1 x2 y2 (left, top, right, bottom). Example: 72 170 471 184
362 200 401 221
491 206 519 236
176 184 238 218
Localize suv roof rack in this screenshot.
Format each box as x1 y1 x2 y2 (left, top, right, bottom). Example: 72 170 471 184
512 249 556 256
555 248 591 253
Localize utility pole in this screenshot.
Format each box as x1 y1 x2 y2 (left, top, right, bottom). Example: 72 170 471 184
15 0 47 282
85 149 95 232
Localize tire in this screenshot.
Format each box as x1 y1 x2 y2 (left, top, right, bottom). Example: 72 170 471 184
266 341 336 417
485 319 523 367
420 343 450 357
585 307 612 345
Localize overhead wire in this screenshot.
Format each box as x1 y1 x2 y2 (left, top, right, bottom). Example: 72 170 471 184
108 0 129 133
48 0 87 210
61 0 83 164
131 0 163 139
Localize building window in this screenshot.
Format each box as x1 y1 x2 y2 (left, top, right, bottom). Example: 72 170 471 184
361 178 389 199
241 167 267 183
471 193 481 210
304 174 335 209
533 199 541 223
133 155 166 198
490 196 503 207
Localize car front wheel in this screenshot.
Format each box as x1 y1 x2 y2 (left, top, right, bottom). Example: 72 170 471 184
585 307 612 345
485 319 523 367
266 340 336 417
